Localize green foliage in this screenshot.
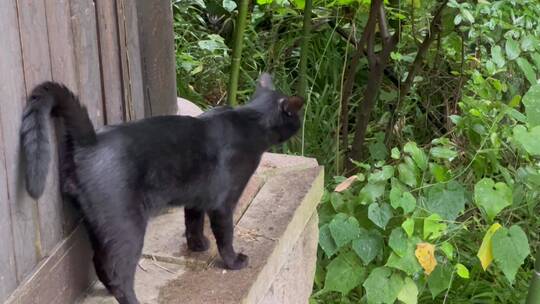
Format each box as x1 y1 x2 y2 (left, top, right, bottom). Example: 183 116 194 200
323 251 366 294
172 0 540 302
474 178 513 222
363 267 404 304
492 225 531 283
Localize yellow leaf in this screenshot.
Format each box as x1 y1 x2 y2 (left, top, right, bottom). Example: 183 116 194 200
477 223 502 271
415 242 437 275
334 175 358 192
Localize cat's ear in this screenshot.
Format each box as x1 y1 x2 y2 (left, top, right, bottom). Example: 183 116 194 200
257 72 274 90
279 96 304 115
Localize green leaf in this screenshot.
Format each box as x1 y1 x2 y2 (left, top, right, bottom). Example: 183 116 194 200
430 147 458 160
330 192 345 211
222 0 237 11
352 229 383 265
455 263 470 279
509 95 522 108
386 238 422 275
532 53 540 70
402 218 415 237
390 188 416 214
398 162 418 187
505 38 521 60
358 182 386 205
319 224 338 257
513 125 540 155
403 142 428 171
454 14 462 25
368 165 394 182
427 265 453 298
474 178 513 222
197 34 227 52
492 225 530 282
429 163 451 182
423 214 447 240
329 213 361 248
292 0 305 8
369 141 388 161
424 181 467 221
324 251 366 294
389 228 408 257
521 35 537 52
523 84 540 127
363 267 404 304
368 203 393 229
397 277 418 304
391 147 401 159
440 242 454 261
516 58 537 86
491 45 505 68
460 9 475 24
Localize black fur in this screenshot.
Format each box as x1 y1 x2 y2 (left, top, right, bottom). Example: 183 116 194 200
20 73 303 304
20 82 96 199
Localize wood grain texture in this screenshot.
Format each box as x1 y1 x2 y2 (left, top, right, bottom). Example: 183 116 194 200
4 225 95 304
17 0 64 257
96 0 124 124
44 0 78 91
117 0 145 121
70 0 104 127
135 0 177 116
44 0 82 235
0 0 40 283
0 119 17 303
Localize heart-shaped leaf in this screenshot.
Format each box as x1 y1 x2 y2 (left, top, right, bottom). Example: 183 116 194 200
329 213 361 248
352 228 384 265
324 251 366 294
474 178 512 222
492 225 530 282
363 267 404 304
368 203 393 229
523 84 540 127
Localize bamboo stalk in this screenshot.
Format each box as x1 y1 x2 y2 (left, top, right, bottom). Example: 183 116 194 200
227 0 250 106
298 0 313 97
526 251 540 304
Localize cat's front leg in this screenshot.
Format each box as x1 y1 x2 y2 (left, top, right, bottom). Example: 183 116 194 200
208 206 249 270
185 207 210 251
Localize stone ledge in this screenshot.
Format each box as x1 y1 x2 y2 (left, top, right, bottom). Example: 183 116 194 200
78 154 323 304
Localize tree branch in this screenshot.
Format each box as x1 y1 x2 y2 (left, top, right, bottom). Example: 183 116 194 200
384 0 449 146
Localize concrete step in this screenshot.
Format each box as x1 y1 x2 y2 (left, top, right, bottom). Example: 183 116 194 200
77 153 323 304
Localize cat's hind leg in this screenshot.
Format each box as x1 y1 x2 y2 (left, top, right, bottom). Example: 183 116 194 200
185 207 210 252
96 222 145 304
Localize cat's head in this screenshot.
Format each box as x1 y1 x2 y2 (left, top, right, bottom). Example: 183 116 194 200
247 73 304 144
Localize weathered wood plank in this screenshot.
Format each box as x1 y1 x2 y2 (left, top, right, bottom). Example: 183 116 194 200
44 0 81 235
0 121 17 304
4 225 95 304
96 0 124 125
17 0 64 257
135 0 178 116
117 0 145 121
70 0 105 127
44 0 78 91
0 0 40 282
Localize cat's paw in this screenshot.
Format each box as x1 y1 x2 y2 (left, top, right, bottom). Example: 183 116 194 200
224 253 249 270
187 236 210 252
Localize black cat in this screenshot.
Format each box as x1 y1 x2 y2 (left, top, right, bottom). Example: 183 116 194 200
20 73 303 304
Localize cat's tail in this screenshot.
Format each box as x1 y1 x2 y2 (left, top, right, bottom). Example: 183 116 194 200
20 82 96 199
